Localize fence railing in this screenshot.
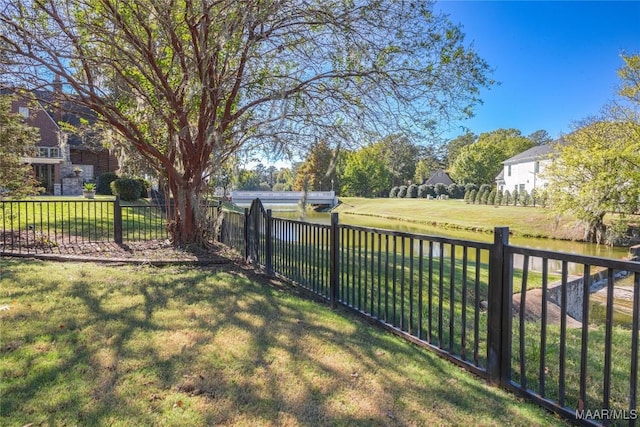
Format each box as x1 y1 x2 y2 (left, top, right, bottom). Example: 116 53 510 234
0 197 219 253
219 198 640 426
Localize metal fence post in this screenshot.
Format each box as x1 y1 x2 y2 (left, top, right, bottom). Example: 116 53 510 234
243 208 249 261
330 212 339 308
113 195 123 244
265 209 273 275
487 226 510 384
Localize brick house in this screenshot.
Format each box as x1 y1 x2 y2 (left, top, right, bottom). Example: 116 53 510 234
6 88 118 195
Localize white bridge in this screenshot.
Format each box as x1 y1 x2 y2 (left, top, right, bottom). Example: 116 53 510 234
231 190 338 207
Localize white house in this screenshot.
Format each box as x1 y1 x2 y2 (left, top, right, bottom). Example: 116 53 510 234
495 143 558 194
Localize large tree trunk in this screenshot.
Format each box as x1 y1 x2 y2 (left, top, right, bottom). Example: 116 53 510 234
166 178 211 247
584 213 606 244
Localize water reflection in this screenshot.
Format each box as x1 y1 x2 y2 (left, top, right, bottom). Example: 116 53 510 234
274 210 630 260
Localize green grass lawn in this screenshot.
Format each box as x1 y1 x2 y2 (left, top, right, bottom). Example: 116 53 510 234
334 198 640 241
0 258 568 426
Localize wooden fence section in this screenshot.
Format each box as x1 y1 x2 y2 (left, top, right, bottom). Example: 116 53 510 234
218 198 640 427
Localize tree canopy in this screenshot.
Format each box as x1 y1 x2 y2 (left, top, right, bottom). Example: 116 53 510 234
0 0 493 245
449 128 535 185
544 53 640 243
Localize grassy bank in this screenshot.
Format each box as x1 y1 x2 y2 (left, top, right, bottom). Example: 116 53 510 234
334 198 591 240
0 259 566 426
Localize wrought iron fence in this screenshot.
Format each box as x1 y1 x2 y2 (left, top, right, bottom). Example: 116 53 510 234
219 198 640 426
0 197 219 253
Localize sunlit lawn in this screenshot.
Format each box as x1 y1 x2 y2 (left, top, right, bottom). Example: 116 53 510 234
0 258 568 426
335 198 640 241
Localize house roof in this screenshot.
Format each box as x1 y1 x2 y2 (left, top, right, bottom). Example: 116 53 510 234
502 144 557 165
424 169 455 186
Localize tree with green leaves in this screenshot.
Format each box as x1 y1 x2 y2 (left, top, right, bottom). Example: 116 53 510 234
341 144 391 197
0 0 493 245
449 128 535 185
544 53 640 243
293 140 338 192
0 95 41 198
445 132 476 168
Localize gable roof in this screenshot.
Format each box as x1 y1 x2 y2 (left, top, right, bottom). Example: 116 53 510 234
424 169 455 186
502 138 568 166
502 144 555 166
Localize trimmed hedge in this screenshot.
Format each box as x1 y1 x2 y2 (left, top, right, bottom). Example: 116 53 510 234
110 178 143 201
96 172 118 195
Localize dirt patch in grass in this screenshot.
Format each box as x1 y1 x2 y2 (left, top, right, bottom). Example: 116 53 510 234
1 239 237 265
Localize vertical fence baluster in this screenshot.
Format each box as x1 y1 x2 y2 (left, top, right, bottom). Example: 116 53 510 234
438 242 444 348
449 244 456 352
559 261 568 407
519 255 530 390
579 264 591 410
630 272 640 426
603 268 615 412
461 246 468 361
539 258 548 398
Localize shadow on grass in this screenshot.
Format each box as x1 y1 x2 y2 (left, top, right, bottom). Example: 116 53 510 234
0 258 565 426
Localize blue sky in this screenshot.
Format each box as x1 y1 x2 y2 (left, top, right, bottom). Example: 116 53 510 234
434 0 640 140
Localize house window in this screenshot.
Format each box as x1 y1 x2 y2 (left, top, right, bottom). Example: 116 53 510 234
36 147 61 158
18 106 29 118
507 165 511 176
534 161 540 173
519 184 525 193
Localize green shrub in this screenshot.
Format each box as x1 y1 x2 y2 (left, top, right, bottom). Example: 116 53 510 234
96 172 118 195
397 185 408 198
504 190 512 206
512 189 519 206
407 184 418 198
495 189 503 206
469 189 477 204
488 189 496 205
135 178 151 198
111 178 143 201
480 189 489 204
434 183 447 197
474 189 483 204
389 186 400 198
447 183 464 199
521 189 531 207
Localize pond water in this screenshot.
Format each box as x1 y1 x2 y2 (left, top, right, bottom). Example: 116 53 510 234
274 209 631 260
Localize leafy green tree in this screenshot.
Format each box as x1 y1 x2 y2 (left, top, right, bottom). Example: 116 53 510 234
528 129 553 145
545 53 640 243
544 120 640 242
294 140 338 191
0 95 41 198
235 169 262 191
374 135 421 187
445 132 476 168
341 145 391 197
0 0 493 245
449 129 535 185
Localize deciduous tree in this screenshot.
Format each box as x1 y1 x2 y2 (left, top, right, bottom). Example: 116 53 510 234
545 53 640 243
449 128 535 185
0 0 493 245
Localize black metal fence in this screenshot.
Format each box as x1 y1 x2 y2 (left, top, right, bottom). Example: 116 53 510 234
0 197 219 253
219 199 640 426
